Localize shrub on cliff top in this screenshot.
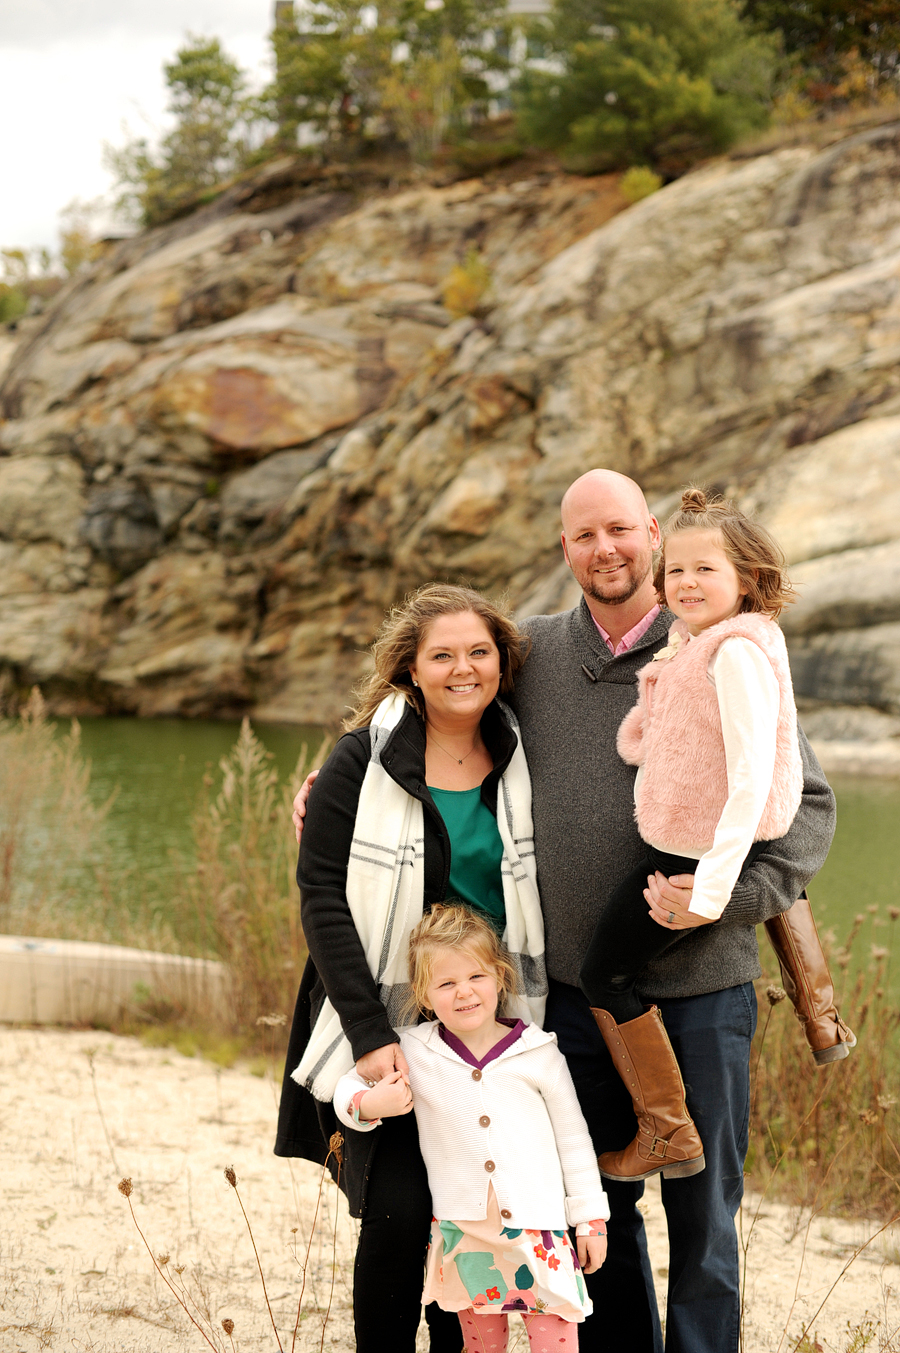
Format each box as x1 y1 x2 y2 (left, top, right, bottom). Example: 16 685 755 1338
515 0 777 176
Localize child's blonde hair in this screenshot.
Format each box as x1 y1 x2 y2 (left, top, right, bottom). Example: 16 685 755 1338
653 485 795 618
406 904 519 1019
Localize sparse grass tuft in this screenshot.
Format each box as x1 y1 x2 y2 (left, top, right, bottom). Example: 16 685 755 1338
748 904 900 1223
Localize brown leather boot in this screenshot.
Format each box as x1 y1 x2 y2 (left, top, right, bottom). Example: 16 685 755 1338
590 1006 706 1182
764 893 857 1066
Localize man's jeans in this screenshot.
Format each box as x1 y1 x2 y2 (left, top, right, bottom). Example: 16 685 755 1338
546 978 758 1353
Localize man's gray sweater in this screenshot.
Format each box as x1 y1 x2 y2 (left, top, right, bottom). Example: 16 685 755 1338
510 600 836 998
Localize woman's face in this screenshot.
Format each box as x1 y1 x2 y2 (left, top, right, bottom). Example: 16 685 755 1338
408 612 501 726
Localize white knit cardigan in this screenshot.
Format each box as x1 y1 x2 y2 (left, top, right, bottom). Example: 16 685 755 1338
335 1022 609 1230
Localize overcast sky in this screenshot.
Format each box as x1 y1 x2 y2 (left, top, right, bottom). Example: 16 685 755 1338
0 0 272 254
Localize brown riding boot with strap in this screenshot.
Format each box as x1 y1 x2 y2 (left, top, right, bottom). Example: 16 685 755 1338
764 893 857 1066
590 1006 706 1182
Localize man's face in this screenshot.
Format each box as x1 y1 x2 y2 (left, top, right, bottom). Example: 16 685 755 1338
561 487 660 607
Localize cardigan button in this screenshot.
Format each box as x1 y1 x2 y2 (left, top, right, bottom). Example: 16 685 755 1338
484 1160 496 1173
471 1069 482 1081
479 1115 490 1127
500 1209 512 1219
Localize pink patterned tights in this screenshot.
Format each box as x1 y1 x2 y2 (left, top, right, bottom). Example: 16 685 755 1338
457 1309 578 1351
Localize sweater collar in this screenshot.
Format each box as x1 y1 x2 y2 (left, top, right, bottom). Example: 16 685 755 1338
573 598 672 684
406 1018 553 1063
438 1018 526 1068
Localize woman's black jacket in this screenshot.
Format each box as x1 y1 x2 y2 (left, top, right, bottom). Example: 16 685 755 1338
273 699 518 1216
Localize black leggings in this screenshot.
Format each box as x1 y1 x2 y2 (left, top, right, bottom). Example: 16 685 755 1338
579 847 696 1024
353 1109 462 1353
579 843 768 1024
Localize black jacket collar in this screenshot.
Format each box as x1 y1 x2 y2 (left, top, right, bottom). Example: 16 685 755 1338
377 698 519 816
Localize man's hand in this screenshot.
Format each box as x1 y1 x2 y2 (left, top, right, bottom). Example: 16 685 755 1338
292 769 319 843
356 1042 410 1085
645 871 713 931
359 1070 414 1121
577 1234 607 1274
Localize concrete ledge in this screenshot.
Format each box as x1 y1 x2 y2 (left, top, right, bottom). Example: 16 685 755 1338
0 935 229 1025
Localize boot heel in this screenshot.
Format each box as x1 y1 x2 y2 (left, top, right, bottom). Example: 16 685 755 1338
813 1034 856 1066
662 1155 706 1180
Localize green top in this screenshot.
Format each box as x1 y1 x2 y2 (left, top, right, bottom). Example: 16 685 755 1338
428 785 506 932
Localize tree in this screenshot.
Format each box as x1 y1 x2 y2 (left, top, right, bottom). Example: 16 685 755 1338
742 0 900 100
515 0 777 175
106 35 257 227
267 0 511 160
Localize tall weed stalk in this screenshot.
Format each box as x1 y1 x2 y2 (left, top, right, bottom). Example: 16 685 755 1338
168 719 329 1034
0 688 116 939
748 906 900 1220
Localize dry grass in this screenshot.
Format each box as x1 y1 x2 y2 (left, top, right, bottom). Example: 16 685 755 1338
748 907 900 1224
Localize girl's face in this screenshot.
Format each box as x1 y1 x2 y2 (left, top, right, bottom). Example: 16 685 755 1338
425 946 501 1037
663 528 748 636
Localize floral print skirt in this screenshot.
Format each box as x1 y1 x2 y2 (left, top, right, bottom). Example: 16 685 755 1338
422 1186 591 1322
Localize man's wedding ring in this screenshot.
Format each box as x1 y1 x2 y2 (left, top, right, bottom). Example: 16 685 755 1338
667 911 675 925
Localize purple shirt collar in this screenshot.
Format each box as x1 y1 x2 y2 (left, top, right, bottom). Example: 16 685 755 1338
438 1017 526 1068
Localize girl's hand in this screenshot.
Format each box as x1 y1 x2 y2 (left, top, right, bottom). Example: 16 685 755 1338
577 1234 607 1274
360 1070 414 1121
645 871 714 930
356 1042 410 1084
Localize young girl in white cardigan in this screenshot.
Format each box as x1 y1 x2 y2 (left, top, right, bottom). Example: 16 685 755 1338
335 904 609 1353
579 487 854 1185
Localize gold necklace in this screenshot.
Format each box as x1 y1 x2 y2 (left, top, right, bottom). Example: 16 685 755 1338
428 731 480 765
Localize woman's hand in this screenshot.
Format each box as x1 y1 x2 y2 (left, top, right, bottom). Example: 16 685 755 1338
359 1070 414 1121
645 871 714 930
356 1042 410 1084
577 1234 607 1274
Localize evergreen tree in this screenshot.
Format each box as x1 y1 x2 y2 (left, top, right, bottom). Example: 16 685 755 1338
516 0 777 175
743 0 900 95
267 0 511 160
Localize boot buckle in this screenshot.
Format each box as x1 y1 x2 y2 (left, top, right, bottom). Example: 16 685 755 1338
648 1137 670 1159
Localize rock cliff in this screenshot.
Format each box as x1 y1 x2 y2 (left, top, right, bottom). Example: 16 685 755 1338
2 130 900 745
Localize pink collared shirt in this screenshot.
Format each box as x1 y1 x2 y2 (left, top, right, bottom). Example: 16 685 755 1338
592 604 661 656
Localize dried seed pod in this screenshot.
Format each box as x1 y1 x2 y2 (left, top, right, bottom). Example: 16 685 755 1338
118 1177 133 1197
765 985 787 1006
225 1166 237 1187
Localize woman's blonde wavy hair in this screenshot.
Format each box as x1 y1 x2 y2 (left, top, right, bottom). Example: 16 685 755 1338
653 486 795 618
344 583 530 731
405 904 519 1021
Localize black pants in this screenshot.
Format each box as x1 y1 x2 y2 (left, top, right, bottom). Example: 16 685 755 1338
353 1109 462 1353
578 847 699 1023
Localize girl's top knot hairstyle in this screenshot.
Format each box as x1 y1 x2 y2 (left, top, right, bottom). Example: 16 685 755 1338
653 484 795 618
345 583 530 731
679 486 710 515
405 903 519 1022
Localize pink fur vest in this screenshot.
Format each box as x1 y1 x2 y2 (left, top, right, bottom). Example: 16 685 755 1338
617 612 803 851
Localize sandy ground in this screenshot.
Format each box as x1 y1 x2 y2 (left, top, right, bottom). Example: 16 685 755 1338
0 1029 897 1353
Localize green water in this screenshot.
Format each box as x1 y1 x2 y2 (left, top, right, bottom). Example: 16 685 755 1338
73 719 900 986
73 715 325 900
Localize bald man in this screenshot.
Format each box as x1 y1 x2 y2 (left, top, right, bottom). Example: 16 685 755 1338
287 470 834 1353
507 469 834 1353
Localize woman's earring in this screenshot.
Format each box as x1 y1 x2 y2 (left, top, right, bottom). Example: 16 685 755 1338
412 679 418 687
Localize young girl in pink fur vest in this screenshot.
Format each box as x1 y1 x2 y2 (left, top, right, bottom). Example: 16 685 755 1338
579 487 854 1184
